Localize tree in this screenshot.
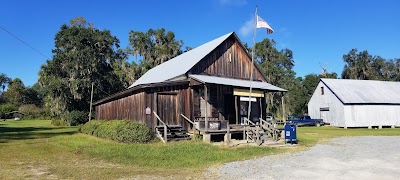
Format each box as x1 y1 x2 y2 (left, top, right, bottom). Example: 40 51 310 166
253 38 296 119
342 49 382 80
39 17 123 115
381 58 400 81
128 28 183 77
0 73 11 93
255 39 294 84
0 73 12 103
3 78 25 106
24 83 44 107
342 49 400 81
111 49 138 88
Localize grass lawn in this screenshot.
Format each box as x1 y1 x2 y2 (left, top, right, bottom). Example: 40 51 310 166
0 120 280 179
1 120 400 179
297 126 400 146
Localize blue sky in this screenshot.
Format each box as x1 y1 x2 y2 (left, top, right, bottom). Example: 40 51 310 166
1 0 399 86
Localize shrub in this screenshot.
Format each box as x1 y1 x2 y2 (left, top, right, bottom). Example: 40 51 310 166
51 119 70 126
62 110 88 126
19 104 51 119
0 103 18 119
79 120 153 143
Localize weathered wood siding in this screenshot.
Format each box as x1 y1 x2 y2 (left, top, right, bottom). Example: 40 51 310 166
95 84 191 131
190 36 266 82
95 34 273 129
95 91 147 122
192 85 235 122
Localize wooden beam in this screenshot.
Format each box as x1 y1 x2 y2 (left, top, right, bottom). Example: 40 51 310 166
281 93 285 122
157 91 179 95
235 96 238 125
190 88 194 121
204 84 208 131
153 92 158 129
259 97 262 118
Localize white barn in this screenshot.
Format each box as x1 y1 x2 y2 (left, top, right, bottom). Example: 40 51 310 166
308 78 400 128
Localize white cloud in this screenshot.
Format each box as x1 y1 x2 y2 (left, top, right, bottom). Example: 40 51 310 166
239 16 254 37
219 0 247 6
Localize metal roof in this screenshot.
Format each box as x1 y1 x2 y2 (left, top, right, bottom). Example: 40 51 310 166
128 32 234 88
190 74 287 92
321 78 400 104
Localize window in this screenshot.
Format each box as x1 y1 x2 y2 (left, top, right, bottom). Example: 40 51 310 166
321 86 324 95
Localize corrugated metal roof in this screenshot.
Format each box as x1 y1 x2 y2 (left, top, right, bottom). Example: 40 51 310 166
190 74 287 92
321 78 400 104
128 32 234 88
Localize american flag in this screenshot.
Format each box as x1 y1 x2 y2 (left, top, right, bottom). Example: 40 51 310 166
256 15 274 34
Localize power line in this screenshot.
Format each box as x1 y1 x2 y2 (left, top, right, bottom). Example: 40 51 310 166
93 83 112 97
0 26 50 59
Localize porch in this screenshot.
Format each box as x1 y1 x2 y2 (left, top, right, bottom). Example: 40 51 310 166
154 75 287 144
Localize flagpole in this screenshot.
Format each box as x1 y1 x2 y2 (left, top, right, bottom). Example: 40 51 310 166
247 6 257 122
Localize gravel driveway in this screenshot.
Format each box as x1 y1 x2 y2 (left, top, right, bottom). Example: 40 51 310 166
205 136 400 180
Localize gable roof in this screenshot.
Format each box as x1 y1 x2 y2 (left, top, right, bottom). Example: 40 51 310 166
129 32 234 88
190 75 287 92
321 78 400 104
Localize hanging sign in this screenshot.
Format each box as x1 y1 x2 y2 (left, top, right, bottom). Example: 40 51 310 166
145 107 151 115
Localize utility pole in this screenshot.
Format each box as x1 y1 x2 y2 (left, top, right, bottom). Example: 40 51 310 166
89 82 94 121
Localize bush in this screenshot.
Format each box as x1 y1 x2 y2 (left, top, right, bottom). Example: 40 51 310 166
62 110 88 126
51 119 70 126
19 104 51 119
79 120 153 143
0 103 18 119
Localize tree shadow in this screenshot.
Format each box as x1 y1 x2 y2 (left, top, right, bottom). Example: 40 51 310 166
0 126 78 143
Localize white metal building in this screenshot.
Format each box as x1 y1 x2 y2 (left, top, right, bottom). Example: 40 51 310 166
308 78 400 128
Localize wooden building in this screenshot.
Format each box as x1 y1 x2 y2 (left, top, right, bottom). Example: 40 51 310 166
308 78 400 128
94 32 286 141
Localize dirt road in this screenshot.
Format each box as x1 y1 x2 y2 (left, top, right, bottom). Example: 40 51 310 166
206 136 400 180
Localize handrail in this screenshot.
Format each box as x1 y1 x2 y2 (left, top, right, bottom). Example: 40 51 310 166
153 111 167 143
260 118 278 129
244 118 258 143
181 114 195 126
259 118 272 127
181 114 200 141
244 118 256 126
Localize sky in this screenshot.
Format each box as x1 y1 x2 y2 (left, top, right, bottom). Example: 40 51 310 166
1 0 399 86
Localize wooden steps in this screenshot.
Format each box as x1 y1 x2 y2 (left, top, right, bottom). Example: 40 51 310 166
244 118 283 146
155 125 191 142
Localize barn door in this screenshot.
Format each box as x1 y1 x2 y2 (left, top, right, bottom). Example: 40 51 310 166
320 108 329 124
157 94 179 125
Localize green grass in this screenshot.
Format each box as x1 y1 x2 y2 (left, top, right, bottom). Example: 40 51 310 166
0 120 280 179
297 126 400 146
1 120 400 179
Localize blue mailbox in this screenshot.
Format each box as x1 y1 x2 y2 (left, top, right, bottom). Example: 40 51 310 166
284 123 297 144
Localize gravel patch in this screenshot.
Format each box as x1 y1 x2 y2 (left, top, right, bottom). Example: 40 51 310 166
205 136 400 180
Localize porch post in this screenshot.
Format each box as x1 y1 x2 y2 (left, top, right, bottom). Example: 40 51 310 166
264 91 267 119
281 92 285 122
259 97 262 118
204 84 208 131
235 96 238 125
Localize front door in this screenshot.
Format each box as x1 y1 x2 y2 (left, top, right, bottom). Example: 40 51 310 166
157 94 178 125
239 96 261 124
